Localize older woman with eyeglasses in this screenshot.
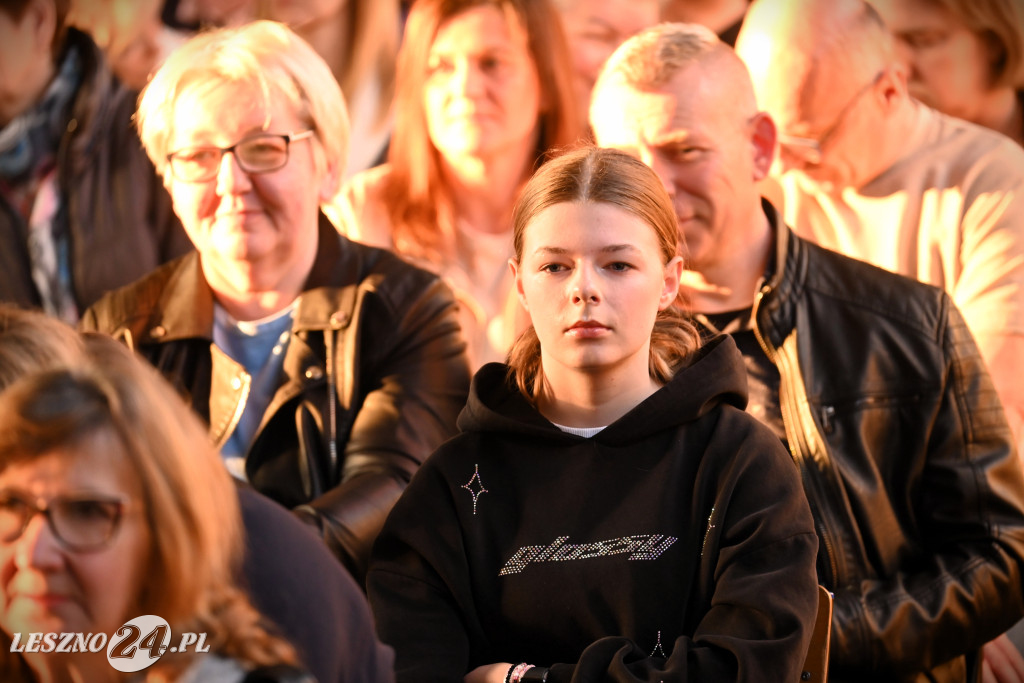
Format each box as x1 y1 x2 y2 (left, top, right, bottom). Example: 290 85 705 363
0 332 307 682
80 20 471 583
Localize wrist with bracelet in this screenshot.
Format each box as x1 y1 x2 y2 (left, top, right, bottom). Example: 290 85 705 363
504 663 550 683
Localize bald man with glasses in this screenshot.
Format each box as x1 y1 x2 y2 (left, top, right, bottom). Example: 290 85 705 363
736 0 1024 465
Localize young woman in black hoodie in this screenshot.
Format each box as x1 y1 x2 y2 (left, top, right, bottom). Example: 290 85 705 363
367 147 819 683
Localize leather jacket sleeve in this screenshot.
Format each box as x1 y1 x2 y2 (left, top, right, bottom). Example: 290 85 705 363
295 275 471 582
829 297 1024 675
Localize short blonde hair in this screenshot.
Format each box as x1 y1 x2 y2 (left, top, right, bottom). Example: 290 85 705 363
595 21 722 92
592 22 758 132
137 20 350 197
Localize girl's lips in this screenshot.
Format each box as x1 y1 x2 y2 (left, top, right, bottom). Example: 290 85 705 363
567 322 610 338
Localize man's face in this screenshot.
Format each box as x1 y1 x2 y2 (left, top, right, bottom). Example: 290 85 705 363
737 37 885 191
591 67 765 273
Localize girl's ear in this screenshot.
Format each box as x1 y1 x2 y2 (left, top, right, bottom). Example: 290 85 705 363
659 256 684 310
510 258 528 311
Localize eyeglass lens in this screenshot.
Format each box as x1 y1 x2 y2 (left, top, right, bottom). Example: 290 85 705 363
170 134 291 182
0 493 123 551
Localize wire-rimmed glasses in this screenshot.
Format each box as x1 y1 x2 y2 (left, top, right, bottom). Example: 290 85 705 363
165 130 315 183
776 72 883 165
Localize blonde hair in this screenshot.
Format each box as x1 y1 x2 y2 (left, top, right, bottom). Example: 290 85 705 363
596 20 723 91
0 332 296 678
593 21 758 127
507 147 701 400
136 20 350 198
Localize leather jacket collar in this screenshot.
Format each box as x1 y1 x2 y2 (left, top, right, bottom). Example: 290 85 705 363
755 198 806 353
136 213 356 345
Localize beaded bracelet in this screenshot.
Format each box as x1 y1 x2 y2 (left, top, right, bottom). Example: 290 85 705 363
505 663 534 683
521 665 550 682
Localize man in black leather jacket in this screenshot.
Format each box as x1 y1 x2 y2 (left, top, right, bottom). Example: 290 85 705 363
80 21 471 583
0 1 190 320
591 23 1024 682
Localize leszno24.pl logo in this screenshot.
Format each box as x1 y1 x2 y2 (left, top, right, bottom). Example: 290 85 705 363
10 614 209 673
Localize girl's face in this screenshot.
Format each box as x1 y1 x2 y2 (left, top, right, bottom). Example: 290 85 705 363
0 433 150 641
512 201 681 382
423 5 543 164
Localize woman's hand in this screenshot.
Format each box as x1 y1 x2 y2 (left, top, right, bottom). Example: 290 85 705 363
465 662 514 683
983 634 1024 683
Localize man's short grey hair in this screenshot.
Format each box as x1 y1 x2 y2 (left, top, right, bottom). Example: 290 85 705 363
595 22 723 92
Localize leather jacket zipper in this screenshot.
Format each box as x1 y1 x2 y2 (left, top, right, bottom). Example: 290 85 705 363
324 327 339 480
819 405 835 434
752 283 841 588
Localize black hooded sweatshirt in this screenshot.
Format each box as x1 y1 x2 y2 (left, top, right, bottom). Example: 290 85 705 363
368 336 819 682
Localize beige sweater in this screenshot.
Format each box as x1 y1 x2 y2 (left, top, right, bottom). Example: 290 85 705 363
778 103 1024 339
332 164 519 370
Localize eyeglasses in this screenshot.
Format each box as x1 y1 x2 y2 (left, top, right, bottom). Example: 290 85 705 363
776 72 883 165
165 130 315 183
0 491 128 553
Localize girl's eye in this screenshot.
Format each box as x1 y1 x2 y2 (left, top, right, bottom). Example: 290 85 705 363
540 263 567 273
607 262 632 271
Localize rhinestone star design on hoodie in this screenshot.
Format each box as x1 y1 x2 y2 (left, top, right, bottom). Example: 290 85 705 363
462 463 488 515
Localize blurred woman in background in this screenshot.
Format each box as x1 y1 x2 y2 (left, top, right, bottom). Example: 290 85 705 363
871 0 1024 146
551 0 662 129
338 0 582 369
259 0 400 180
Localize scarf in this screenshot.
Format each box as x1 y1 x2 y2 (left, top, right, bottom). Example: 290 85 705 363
0 45 83 322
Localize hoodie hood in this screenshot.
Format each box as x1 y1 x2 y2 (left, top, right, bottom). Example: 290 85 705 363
457 334 748 446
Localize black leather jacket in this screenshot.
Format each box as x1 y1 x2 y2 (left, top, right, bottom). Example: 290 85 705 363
81 217 471 582
751 201 1024 682
0 28 190 312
